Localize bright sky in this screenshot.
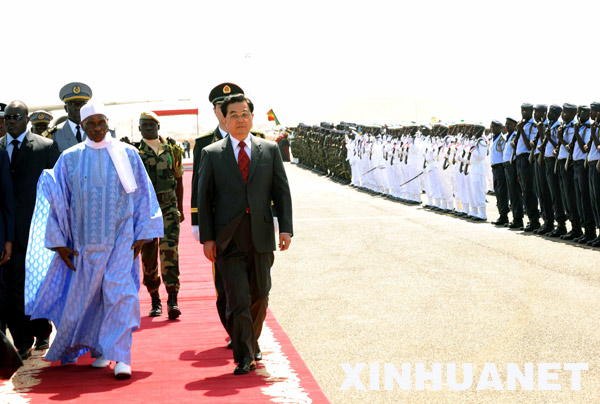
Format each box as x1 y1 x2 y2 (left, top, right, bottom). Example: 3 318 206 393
4 0 600 137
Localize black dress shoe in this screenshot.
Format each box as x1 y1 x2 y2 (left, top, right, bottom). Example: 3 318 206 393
561 230 583 240
508 220 524 229
34 338 50 350
547 226 567 237
234 358 256 375
254 351 262 361
590 237 600 247
534 223 553 235
18 347 32 360
491 216 509 226
227 339 233 349
577 233 596 244
523 222 540 232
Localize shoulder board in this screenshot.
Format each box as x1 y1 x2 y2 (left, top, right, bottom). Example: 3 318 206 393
42 125 59 138
251 131 266 139
197 131 214 139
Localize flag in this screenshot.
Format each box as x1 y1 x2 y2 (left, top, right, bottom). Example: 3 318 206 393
267 109 280 125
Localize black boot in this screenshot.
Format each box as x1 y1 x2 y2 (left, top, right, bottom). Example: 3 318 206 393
561 228 583 240
149 292 162 317
576 228 596 244
167 292 181 320
547 223 566 237
491 215 509 226
534 221 553 235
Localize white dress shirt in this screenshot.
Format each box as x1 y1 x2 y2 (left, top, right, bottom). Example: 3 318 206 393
6 130 27 162
230 134 252 163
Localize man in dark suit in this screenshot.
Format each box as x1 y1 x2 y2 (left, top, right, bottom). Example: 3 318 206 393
0 148 15 335
191 83 245 348
198 94 293 375
0 100 59 358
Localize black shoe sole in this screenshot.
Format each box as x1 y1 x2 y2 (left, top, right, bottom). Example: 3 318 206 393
168 308 181 320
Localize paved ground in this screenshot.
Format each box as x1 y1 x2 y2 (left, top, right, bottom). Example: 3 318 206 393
270 163 600 404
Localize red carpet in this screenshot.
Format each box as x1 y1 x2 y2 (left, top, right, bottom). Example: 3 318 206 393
2 170 329 404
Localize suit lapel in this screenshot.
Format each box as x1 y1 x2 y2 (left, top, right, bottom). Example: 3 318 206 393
248 136 262 183
221 136 246 186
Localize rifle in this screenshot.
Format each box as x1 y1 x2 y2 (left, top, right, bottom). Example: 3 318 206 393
565 122 583 171
529 120 545 164
554 123 566 174
589 120 600 173
537 120 554 166
464 146 474 176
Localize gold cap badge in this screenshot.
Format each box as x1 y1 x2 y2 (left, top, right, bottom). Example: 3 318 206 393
73 85 81 94
223 85 231 94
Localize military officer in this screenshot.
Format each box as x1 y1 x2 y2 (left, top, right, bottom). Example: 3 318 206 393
136 111 184 319
29 111 53 135
51 82 92 152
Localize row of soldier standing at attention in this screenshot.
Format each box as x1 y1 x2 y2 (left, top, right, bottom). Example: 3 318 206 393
0 80 293 378
489 103 600 247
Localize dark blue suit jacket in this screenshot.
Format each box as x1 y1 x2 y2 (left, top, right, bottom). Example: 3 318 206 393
0 149 14 253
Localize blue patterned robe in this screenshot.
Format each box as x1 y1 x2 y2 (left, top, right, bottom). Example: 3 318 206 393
25 142 163 364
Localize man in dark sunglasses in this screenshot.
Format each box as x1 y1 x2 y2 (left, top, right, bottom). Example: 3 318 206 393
0 100 59 359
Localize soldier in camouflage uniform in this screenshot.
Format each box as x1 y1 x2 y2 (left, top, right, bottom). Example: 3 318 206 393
137 111 184 319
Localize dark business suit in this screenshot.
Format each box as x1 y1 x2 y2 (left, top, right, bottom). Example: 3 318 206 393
190 127 229 332
0 132 59 351
0 149 15 333
198 135 292 362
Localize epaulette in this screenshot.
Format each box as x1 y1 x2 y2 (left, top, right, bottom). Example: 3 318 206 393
42 125 58 139
166 137 184 152
251 130 266 139
196 131 214 140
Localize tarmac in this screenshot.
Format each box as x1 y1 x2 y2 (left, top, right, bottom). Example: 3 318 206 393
269 162 600 404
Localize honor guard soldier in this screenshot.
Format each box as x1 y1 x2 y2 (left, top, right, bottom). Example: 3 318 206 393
490 120 509 225
513 103 541 231
52 82 93 152
557 103 583 240
29 111 53 135
586 102 600 247
503 117 524 228
136 111 184 319
531 104 555 235
570 105 596 243
543 105 568 237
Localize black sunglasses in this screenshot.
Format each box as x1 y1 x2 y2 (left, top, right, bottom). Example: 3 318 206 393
4 114 25 121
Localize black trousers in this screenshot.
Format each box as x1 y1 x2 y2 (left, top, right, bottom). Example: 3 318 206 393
492 164 509 216
503 162 524 220
558 159 581 230
213 262 229 338
572 161 594 229
533 156 554 223
216 214 273 363
1 243 51 351
543 157 567 225
588 162 600 228
516 154 540 222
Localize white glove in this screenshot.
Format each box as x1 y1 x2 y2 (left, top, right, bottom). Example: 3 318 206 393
192 225 199 241
273 217 279 234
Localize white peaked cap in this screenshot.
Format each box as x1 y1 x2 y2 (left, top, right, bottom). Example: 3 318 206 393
80 102 107 122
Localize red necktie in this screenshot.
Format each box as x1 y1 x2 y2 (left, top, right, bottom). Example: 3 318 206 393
238 141 250 184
